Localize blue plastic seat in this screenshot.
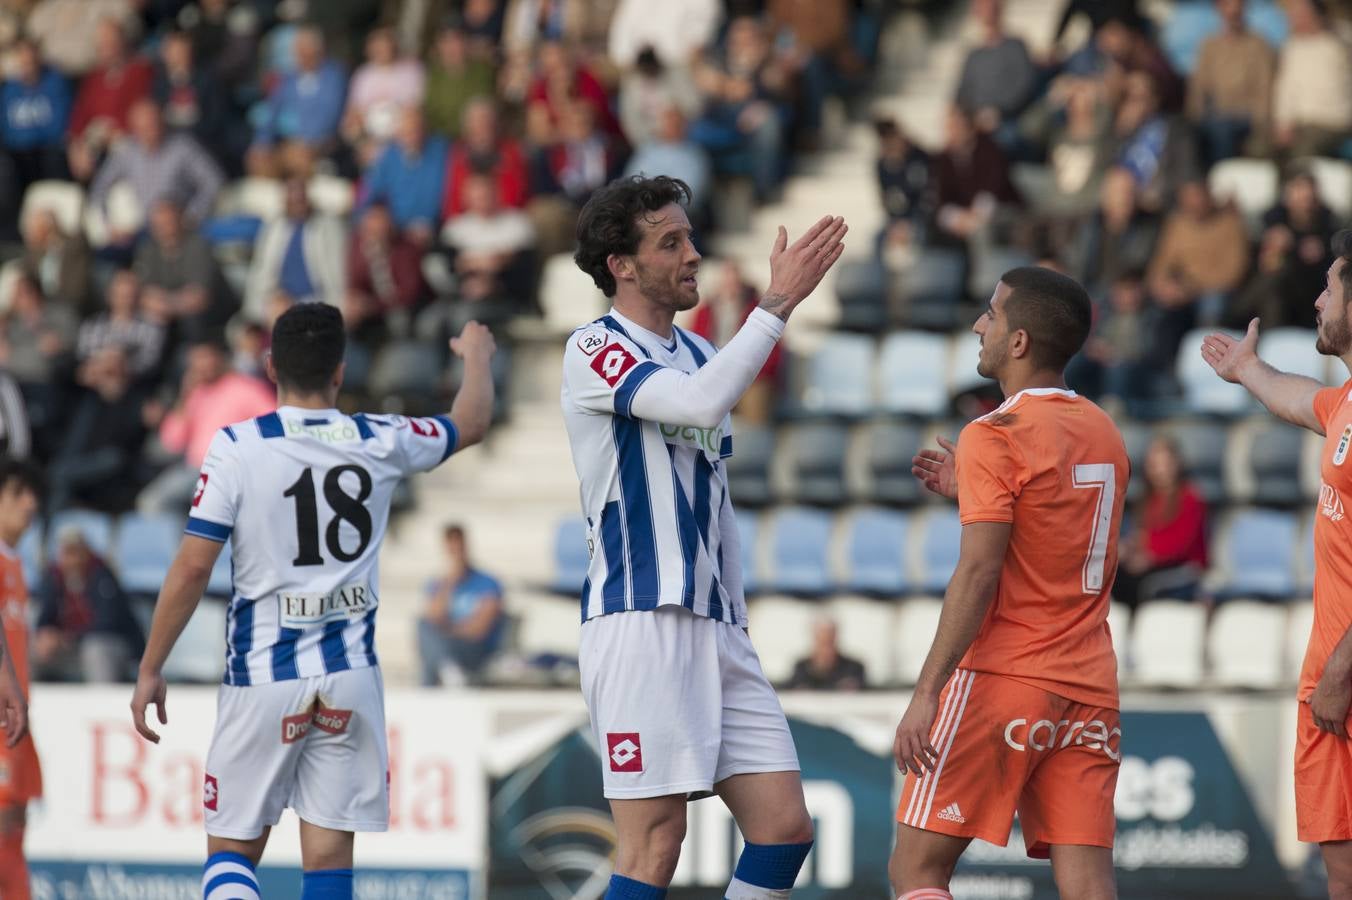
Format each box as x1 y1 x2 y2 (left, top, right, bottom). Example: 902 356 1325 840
843 508 909 595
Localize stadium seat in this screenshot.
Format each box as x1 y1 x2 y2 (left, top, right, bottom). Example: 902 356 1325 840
747 596 818 685
539 253 607 335
1208 508 1299 599
840 507 909 595
114 513 180 596
516 595 582 662
1208 159 1279 230
45 510 113 559
895 597 943 685
82 180 144 248
878 332 949 417
1108 600 1131 678
219 176 285 220
864 421 925 506
1258 328 1330 385
1305 157 1352 220
16 524 41 589
162 599 227 683
550 519 590 595
947 332 984 398
765 506 835 595
781 422 850 506
1286 600 1315 685
1230 419 1304 507
1162 419 1230 505
1208 600 1287 689
207 540 233 597
829 596 899 687
737 512 762 596
834 258 889 332
1130 600 1207 688
20 179 85 235
1119 418 1152 505
967 247 1033 301
801 334 876 418
368 340 444 400
307 173 356 217
1178 328 1251 416
898 249 965 331
1161 2 1217 73
725 425 775 508
911 506 961 595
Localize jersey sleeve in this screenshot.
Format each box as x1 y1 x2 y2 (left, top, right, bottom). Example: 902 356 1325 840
185 429 243 543
1313 383 1351 433
562 326 663 418
383 414 460 474
955 420 1031 525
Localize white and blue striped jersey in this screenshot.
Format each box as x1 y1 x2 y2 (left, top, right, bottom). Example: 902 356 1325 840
561 310 746 626
186 406 459 685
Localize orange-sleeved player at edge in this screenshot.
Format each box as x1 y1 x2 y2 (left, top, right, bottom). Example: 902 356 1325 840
889 267 1128 900
0 458 41 900
1202 229 1352 900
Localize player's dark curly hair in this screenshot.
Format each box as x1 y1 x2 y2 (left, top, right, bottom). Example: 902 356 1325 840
1000 266 1093 372
574 175 692 297
271 302 346 393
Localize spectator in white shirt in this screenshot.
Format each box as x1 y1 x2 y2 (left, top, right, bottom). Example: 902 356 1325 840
1273 0 1352 159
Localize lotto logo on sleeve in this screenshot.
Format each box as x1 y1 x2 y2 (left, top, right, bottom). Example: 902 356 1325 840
192 472 208 507
407 417 439 438
203 774 219 811
607 733 644 772
590 344 639 387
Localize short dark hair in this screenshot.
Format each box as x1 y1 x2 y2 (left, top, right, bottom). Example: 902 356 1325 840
443 524 465 541
574 175 692 297
1000 266 1093 371
270 303 345 392
0 457 42 498
1333 230 1352 299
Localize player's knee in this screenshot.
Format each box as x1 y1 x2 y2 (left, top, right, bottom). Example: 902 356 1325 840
888 834 957 893
775 811 814 847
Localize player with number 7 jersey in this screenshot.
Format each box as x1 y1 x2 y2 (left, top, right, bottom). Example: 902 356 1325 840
130 304 495 900
890 268 1128 900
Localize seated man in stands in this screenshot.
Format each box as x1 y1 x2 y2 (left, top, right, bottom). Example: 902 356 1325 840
416 524 505 686
32 525 144 683
786 618 866 691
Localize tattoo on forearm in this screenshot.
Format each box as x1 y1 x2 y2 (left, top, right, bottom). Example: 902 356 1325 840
759 292 792 321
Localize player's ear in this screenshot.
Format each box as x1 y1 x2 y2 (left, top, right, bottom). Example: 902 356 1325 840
263 351 279 386
607 252 635 286
333 360 346 390
1010 328 1032 360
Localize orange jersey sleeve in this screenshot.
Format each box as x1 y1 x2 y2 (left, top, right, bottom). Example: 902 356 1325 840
0 554 28 691
953 390 1128 709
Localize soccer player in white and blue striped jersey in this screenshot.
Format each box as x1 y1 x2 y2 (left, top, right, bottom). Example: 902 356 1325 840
130 304 496 900
562 176 847 900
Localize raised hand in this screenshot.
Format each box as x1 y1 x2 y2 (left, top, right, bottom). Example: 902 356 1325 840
760 215 848 321
0 653 26 748
913 436 958 500
450 320 497 363
1200 318 1259 385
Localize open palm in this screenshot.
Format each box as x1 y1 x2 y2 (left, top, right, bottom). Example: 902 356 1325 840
912 436 958 500
1200 318 1259 384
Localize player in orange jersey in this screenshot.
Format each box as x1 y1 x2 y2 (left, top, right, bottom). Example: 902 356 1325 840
1203 229 1352 898
889 267 1128 900
0 458 42 900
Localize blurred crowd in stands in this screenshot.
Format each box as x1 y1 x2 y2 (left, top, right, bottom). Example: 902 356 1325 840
868 0 1352 419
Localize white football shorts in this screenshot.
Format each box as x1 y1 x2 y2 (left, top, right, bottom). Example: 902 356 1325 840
203 665 389 839
580 605 800 800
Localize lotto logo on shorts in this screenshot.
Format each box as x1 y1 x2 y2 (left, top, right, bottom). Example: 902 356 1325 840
203 774 219 811
607 733 643 772
590 344 638 387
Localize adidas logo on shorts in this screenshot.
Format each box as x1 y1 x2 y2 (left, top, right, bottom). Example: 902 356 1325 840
936 803 966 824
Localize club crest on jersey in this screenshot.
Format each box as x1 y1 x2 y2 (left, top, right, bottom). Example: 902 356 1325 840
606 733 643 772
203 774 219 811
590 343 639 387
278 582 373 629
576 329 607 356
1335 425 1352 466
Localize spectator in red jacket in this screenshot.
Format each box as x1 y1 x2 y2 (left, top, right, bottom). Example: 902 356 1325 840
67 17 154 181
441 97 529 218
1114 435 1210 609
526 38 622 141
690 261 782 424
347 201 427 315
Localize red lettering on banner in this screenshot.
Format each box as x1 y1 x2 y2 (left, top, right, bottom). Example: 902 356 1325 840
92 723 149 826
412 759 455 830
589 344 638 387
164 754 205 825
